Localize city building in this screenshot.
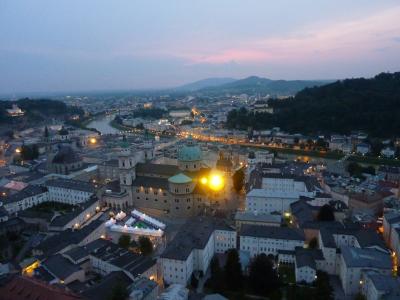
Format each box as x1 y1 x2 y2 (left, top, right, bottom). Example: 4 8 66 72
294 247 324 283
1 185 48 214
160 217 235 285
45 179 96 205
158 284 189 300
0 275 81 300
88 239 158 281
361 271 400 300
48 197 100 231
47 146 84 175
339 247 392 296
115 138 227 217
239 224 305 257
234 211 281 230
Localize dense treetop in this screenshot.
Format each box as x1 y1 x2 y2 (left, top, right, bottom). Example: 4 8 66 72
226 72 400 138
0 98 84 124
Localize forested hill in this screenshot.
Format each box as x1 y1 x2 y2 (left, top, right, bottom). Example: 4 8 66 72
0 98 84 125
226 72 400 138
197 76 328 96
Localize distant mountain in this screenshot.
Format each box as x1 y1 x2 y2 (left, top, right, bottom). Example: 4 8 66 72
176 77 237 91
226 72 400 137
199 76 330 96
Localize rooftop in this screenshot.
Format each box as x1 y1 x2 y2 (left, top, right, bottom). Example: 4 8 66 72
82 271 133 300
49 197 98 228
178 144 202 162
161 217 234 260
45 179 96 193
136 162 179 177
132 176 169 190
240 224 305 241
247 188 301 199
168 173 192 184
234 211 281 224
41 254 82 280
88 239 156 278
2 185 47 205
341 246 392 269
0 275 81 300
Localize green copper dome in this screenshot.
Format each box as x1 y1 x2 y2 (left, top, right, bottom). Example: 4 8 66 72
168 173 192 184
178 144 202 162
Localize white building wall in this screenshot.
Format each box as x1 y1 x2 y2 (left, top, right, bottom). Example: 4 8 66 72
214 230 236 253
240 235 304 257
47 186 93 204
161 254 193 285
4 191 48 214
246 194 298 214
295 265 316 283
161 229 235 285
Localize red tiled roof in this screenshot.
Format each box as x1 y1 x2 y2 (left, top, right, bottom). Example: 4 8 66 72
0 276 82 300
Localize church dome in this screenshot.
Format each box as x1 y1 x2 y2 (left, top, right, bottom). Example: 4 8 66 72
178 144 202 162
168 173 192 184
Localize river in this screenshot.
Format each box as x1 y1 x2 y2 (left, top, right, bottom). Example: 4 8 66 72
87 114 119 135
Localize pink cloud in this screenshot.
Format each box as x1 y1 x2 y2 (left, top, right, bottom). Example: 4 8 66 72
178 6 400 65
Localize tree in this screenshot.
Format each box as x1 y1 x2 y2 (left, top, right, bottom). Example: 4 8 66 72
308 237 318 249
316 138 327 150
20 144 39 161
347 162 375 178
369 139 384 156
210 256 220 276
248 253 279 296
138 236 153 256
114 115 123 124
317 205 335 221
313 271 333 300
232 168 245 193
135 123 144 130
206 255 224 292
118 234 131 249
224 249 243 291
225 72 400 138
107 282 128 300
353 293 366 300
190 273 199 289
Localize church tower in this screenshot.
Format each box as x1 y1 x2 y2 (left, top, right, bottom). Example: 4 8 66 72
118 150 136 192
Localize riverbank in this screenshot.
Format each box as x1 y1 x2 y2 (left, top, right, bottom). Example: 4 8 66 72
250 145 400 167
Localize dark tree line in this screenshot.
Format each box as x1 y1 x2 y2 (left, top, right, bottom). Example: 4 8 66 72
205 250 280 297
0 98 84 124
132 108 166 119
226 72 400 138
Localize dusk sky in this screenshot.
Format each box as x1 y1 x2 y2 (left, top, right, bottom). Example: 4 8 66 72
1 0 400 94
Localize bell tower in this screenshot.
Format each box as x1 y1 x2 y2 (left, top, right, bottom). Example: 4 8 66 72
118 150 136 189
